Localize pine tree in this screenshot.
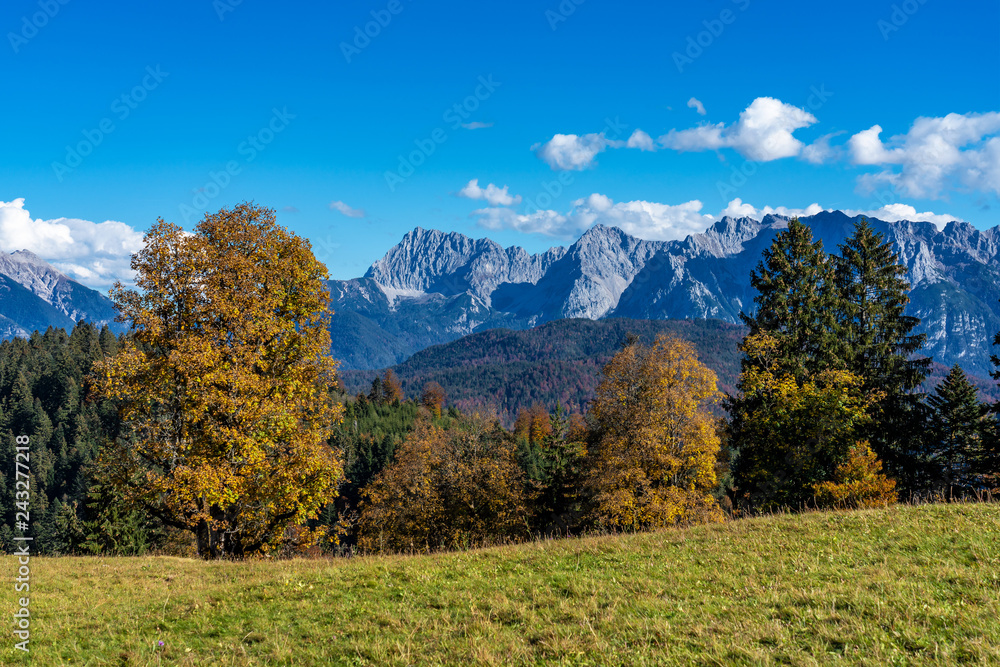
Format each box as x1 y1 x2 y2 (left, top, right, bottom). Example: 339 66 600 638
835 219 930 489
926 365 988 494
739 218 842 379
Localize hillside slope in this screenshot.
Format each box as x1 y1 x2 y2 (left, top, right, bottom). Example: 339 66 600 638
6 502 998 665
342 317 746 420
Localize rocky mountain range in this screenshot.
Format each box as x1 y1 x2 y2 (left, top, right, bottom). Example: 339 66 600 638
328 211 1000 377
0 250 123 339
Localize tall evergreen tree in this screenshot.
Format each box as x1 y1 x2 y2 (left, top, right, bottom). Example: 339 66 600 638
729 219 845 509
992 299 1000 399
926 365 988 494
834 219 930 490
739 218 842 379
984 311 1000 488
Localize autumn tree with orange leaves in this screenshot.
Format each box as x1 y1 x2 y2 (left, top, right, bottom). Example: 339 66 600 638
585 334 724 530
93 203 344 559
357 415 530 553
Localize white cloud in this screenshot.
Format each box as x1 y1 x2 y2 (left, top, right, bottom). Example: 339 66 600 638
457 179 522 207
0 198 143 290
471 192 968 242
626 129 656 151
474 194 715 241
719 198 825 220
843 203 959 230
661 97 818 161
329 200 366 218
687 97 707 116
461 121 494 130
723 197 960 231
532 132 617 171
535 97 822 169
848 112 1000 198
800 132 843 165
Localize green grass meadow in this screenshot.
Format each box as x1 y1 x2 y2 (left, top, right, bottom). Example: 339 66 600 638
2 502 998 665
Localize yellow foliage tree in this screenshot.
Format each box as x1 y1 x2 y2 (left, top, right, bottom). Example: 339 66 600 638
92 203 344 559
730 333 884 510
586 334 724 530
813 441 897 508
357 417 530 553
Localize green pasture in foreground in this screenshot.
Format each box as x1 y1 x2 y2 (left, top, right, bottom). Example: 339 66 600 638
2 502 998 665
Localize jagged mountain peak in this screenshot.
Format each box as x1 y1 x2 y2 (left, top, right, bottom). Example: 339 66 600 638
7 249 61 269
0 249 123 338
329 210 1000 376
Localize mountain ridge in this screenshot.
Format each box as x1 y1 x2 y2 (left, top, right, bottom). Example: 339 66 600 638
0 250 125 339
329 211 1000 376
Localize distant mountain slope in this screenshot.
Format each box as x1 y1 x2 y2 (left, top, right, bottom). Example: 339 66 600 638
340 318 1000 425
0 274 76 338
329 212 1000 377
341 318 747 422
0 250 125 339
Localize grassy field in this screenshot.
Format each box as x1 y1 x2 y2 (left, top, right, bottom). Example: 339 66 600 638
2 502 998 666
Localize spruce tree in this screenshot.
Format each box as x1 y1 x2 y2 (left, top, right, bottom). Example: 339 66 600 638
992 300 1000 398
985 311 1000 487
739 218 842 379
730 219 844 509
926 365 988 494
834 218 930 490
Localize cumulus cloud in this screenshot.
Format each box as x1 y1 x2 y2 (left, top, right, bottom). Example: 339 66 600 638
719 198 825 220
842 203 959 230
687 97 707 116
661 97 818 161
0 198 143 290
470 191 969 242
532 132 617 171
626 129 656 151
722 198 960 230
473 194 715 241
457 179 522 206
848 112 1000 198
461 121 494 130
329 200 366 218
535 97 821 169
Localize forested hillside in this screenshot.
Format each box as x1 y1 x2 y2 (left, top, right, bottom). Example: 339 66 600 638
341 318 746 422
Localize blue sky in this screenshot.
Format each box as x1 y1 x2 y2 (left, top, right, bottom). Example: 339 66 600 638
1 0 998 287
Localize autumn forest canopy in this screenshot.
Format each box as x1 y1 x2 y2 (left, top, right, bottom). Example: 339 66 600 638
2 203 999 559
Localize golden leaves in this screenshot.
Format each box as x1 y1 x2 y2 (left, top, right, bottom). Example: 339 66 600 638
91 203 344 558
586 334 724 531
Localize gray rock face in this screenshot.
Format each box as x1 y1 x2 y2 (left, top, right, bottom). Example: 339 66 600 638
332 212 1000 373
365 227 565 303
